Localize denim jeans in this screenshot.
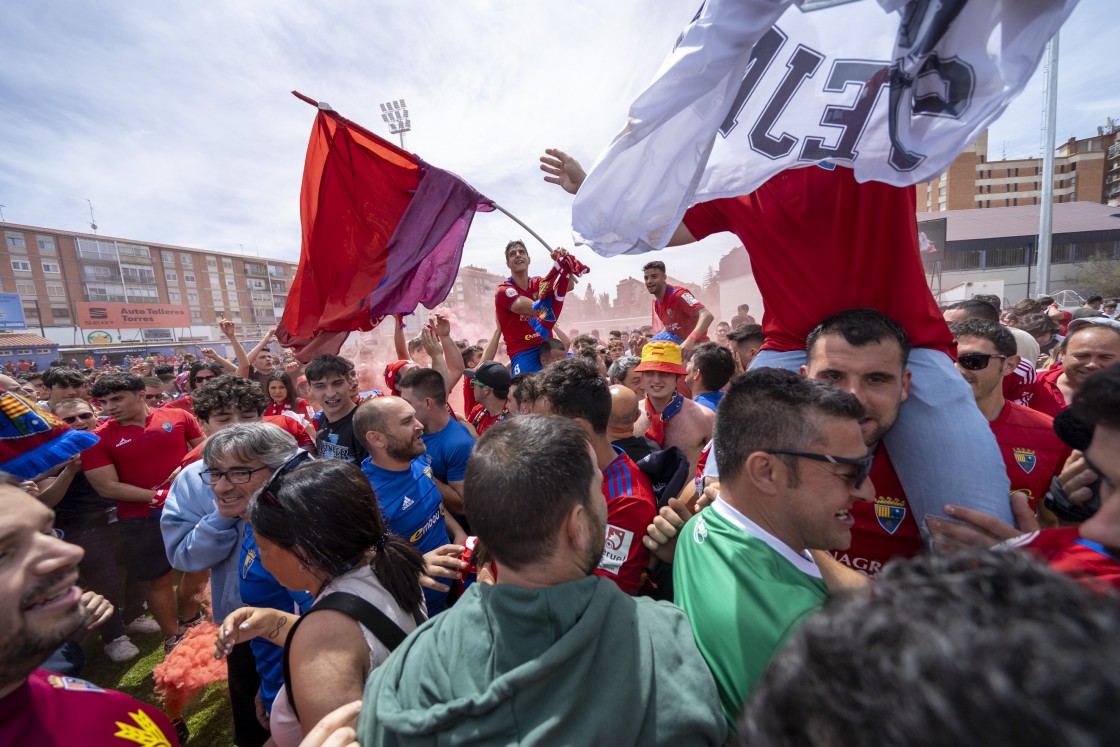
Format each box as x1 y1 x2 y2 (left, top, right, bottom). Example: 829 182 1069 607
751 347 1014 531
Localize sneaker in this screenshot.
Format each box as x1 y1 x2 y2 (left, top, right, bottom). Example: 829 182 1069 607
125 615 161 635
178 611 204 629
163 633 183 655
171 718 190 744
103 635 140 663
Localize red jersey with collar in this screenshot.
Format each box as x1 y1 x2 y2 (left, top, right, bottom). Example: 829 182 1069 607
990 401 1071 510
1028 365 1067 417
264 399 315 421
829 445 921 578
0 669 180 746
82 407 204 519
683 165 953 356
1002 358 1036 407
495 276 543 357
1002 527 1120 592
653 285 707 342
596 447 658 595
468 403 509 437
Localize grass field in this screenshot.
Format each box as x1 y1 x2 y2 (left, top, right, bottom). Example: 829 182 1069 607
81 627 234 746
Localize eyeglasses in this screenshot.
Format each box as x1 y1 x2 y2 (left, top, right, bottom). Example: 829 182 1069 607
469 380 489 389
144 394 163 401
200 465 271 485
257 450 315 509
61 412 96 424
765 449 875 490
194 374 216 383
956 353 1009 371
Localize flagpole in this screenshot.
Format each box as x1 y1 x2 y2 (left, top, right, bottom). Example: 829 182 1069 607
1036 33 1059 296
490 202 554 254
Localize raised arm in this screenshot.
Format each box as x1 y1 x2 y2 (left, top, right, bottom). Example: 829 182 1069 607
244 327 277 369
393 316 409 361
220 319 251 378
432 314 465 391
482 324 501 363
198 346 237 373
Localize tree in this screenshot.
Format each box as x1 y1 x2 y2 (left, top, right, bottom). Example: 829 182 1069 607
1074 258 1120 298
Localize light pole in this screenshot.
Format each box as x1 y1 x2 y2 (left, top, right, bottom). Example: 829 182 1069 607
380 99 411 149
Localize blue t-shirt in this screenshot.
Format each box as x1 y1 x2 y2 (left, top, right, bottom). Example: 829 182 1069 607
420 418 475 484
360 455 450 614
694 391 724 412
240 524 313 713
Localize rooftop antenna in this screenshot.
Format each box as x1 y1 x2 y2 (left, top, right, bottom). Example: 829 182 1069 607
0 205 6 222
83 198 98 233
1002 140 1007 160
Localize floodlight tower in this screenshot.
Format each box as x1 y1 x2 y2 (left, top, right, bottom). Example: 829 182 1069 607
380 99 411 149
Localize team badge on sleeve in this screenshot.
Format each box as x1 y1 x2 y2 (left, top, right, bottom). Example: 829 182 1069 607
597 525 634 574
875 496 907 535
1014 448 1037 473
504 287 517 298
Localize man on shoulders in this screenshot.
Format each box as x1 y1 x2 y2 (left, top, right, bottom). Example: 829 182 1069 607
495 240 580 375
644 261 713 357
0 478 180 746
358 416 726 746
674 368 873 732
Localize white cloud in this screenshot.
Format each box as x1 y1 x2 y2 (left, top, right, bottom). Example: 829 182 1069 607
0 0 1112 315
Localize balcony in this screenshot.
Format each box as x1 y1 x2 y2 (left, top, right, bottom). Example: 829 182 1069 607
270 280 286 293
76 238 118 262
244 262 268 277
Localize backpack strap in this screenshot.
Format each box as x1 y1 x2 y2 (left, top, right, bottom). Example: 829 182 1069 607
281 591 410 722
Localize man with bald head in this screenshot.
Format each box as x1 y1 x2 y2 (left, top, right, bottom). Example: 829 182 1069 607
609 384 659 462
355 396 452 614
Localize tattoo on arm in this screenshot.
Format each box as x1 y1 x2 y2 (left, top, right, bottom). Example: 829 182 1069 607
267 616 287 639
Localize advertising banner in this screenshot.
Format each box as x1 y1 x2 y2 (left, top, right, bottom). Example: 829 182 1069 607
0 293 27 330
76 302 189 328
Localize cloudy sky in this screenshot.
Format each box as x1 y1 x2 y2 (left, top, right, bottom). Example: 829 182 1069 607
0 0 1113 300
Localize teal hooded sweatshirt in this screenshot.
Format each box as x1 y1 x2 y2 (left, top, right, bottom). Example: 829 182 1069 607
358 575 726 746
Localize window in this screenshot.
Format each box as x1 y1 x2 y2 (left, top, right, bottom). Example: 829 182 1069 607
36 237 56 254
120 264 155 284
11 259 31 272
190 309 203 323
187 291 200 304
85 283 126 302
165 271 178 282
41 261 60 274
168 290 181 302
206 257 218 270
226 277 236 288
181 254 193 268
76 238 118 261
51 306 71 321
222 258 233 270
183 273 197 284
15 281 35 297
248 278 267 290
117 243 150 258
126 286 159 301
46 283 65 297
22 303 38 321
162 251 175 263
5 234 26 251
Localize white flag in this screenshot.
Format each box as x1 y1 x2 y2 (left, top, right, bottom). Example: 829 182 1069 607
572 0 1080 257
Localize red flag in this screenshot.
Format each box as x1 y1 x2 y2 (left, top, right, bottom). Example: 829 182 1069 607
279 93 492 361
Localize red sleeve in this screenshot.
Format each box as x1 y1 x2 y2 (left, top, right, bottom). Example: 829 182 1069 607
682 200 730 242
595 493 657 595
676 288 705 317
182 411 204 440
495 284 519 312
80 426 113 471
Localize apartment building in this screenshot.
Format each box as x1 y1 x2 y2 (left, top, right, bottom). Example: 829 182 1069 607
0 222 298 348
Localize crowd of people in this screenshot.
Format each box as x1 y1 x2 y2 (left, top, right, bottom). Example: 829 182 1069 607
3 157 1120 746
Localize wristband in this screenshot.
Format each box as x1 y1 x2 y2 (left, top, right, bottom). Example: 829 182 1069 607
1043 476 1100 523
151 487 169 507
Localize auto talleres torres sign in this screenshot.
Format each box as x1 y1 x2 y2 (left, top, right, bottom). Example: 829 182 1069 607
76 303 190 329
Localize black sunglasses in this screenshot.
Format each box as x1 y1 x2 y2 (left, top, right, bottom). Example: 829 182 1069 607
61 412 96 424
257 450 315 509
957 352 1008 371
765 449 874 490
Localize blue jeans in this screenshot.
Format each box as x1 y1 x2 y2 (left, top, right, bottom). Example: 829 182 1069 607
751 348 1013 530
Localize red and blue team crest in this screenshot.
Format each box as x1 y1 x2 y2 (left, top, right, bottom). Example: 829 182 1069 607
47 674 104 692
161 422 173 433
1013 447 1037 473
875 496 907 535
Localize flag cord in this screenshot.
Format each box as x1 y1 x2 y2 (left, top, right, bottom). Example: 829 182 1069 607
489 202 554 255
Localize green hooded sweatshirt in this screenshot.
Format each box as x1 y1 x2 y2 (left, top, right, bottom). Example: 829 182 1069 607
358 575 727 746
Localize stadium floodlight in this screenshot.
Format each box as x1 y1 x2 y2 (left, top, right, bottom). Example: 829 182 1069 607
379 99 411 149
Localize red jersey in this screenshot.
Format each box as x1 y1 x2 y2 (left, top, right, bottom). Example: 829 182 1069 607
1028 365 1067 417
468 403 509 437
653 285 707 342
1002 528 1120 592
0 669 180 746
162 393 194 416
1002 358 1036 407
495 276 543 357
990 401 1071 510
683 165 953 355
829 445 921 577
263 414 315 449
264 399 315 422
82 407 204 519
596 447 658 595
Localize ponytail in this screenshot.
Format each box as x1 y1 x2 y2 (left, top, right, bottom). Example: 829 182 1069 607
372 534 426 618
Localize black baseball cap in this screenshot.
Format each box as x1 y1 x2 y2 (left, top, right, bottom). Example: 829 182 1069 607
464 361 512 394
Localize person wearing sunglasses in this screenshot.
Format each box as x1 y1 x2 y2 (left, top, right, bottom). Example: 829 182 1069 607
670 367 873 734
949 320 1071 515
161 361 224 418
236 458 427 747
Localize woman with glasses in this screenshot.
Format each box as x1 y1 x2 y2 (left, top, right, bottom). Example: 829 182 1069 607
217 457 428 747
